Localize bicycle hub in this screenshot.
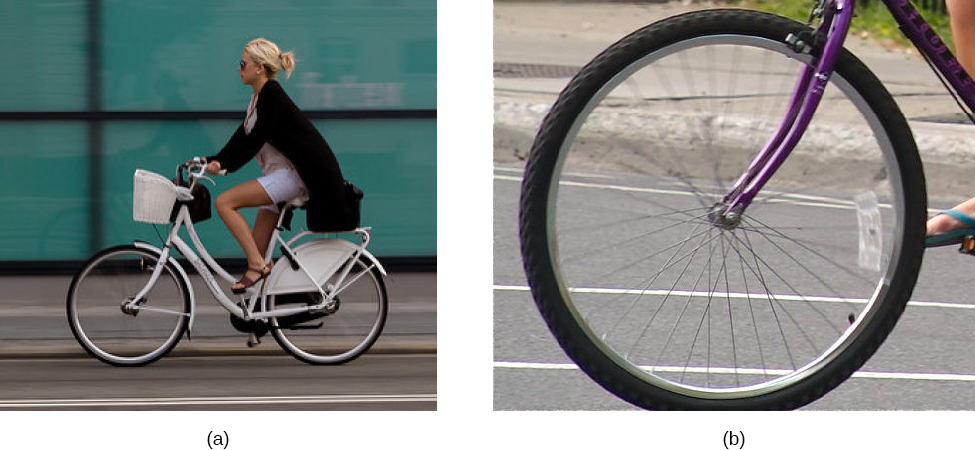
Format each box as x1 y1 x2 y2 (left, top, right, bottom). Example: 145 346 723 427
708 202 743 230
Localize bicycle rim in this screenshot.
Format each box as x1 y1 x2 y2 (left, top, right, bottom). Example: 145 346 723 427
520 13 924 408
67 246 189 366
270 260 387 364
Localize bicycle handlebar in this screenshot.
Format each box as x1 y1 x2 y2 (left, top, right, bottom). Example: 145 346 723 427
179 157 226 187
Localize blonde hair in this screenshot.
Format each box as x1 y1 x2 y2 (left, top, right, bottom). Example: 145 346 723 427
245 38 296 80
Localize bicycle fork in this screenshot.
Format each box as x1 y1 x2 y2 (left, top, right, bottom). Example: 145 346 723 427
711 0 854 227
125 243 176 314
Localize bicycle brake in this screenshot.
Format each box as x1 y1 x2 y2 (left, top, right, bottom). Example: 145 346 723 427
785 31 814 54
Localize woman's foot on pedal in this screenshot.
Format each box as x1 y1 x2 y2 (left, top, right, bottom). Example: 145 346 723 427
925 209 975 247
231 264 271 294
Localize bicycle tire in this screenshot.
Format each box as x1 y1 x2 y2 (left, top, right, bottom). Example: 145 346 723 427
67 245 191 367
519 9 926 410
269 259 387 365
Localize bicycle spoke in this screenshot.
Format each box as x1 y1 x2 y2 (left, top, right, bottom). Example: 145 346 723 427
557 209 712 267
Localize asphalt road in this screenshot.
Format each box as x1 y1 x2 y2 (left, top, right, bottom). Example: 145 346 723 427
0 354 435 411
495 163 975 410
0 270 435 447
0 270 435 416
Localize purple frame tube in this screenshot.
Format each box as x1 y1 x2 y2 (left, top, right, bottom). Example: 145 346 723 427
723 0 855 214
723 0 975 215
885 0 975 98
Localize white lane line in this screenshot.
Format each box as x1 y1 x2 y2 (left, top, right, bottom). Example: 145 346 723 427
495 166 611 179
0 394 436 408
494 284 865 304
494 284 975 311
494 170 895 211
495 174 700 198
494 361 975 383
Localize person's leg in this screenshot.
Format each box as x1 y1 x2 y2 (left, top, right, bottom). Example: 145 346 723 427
214 180 274 274
253 208 281 263
928 1 975 238
947 0 975 76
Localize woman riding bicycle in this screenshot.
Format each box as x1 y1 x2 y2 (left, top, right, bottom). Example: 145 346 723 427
925 1 975 245
203 38 350 293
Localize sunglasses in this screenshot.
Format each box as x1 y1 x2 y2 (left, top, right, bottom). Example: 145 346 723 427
238 60 247 70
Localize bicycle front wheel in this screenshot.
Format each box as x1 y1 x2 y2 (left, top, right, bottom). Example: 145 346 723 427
269 258 387 365
519 10 926 409
67 245 190 366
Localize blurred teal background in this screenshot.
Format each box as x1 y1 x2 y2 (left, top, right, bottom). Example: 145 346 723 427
0 0 436 268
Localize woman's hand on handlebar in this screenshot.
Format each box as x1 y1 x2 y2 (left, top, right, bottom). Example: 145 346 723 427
205 160 223 176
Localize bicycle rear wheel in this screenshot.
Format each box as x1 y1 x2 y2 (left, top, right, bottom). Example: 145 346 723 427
519 9 926 409
269 258 387 365
67 245 190 366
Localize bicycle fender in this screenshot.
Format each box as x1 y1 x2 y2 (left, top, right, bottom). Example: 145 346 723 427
133 240 197 334
266 239 386 296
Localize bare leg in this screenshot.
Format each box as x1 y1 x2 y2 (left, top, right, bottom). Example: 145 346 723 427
253 209 281 262
214 180 274 272
928 1 975 237
947 0 975 76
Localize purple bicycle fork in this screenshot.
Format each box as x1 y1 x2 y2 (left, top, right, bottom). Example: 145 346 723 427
716 0 854 225
716 0 975 226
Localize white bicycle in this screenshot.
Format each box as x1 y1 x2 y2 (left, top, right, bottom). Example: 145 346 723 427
66 159 387 366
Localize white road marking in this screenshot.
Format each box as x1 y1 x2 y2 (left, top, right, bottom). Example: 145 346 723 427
494 171 888 211
494 284 975 311
495 166 612 179
0 394 436 408
494 361 975 383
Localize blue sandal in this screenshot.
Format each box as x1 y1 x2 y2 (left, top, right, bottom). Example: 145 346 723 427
925 209 975 247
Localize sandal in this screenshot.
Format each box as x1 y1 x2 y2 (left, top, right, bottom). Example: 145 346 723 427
926 209 975 248
231 264 271 294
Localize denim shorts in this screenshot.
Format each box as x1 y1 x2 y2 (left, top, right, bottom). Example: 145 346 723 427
257 169 308 214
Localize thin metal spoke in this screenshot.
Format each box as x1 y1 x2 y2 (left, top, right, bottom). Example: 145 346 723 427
719 233 740 387
742 214 875 297
599 220 721 342
624 220 714 361
647 226 715 376
736 228 800 371
730 229 831 360
558 204 711 237
564 212 716 293
732 228 770 381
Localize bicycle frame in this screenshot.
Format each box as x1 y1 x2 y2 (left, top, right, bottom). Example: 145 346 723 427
720 0 975 218
127 189 383 335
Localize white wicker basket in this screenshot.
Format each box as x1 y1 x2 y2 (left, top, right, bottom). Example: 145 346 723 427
133 169 177 224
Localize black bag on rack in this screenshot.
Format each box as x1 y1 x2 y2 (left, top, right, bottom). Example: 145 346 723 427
306 180 363 232
169 178 212 223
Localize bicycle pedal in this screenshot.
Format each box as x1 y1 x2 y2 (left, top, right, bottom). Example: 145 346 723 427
959 236 975 254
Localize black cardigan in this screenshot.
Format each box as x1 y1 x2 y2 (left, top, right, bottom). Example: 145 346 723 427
208 80 350 230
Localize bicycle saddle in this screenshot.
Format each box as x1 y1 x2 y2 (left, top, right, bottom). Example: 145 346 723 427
287 196 310 209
